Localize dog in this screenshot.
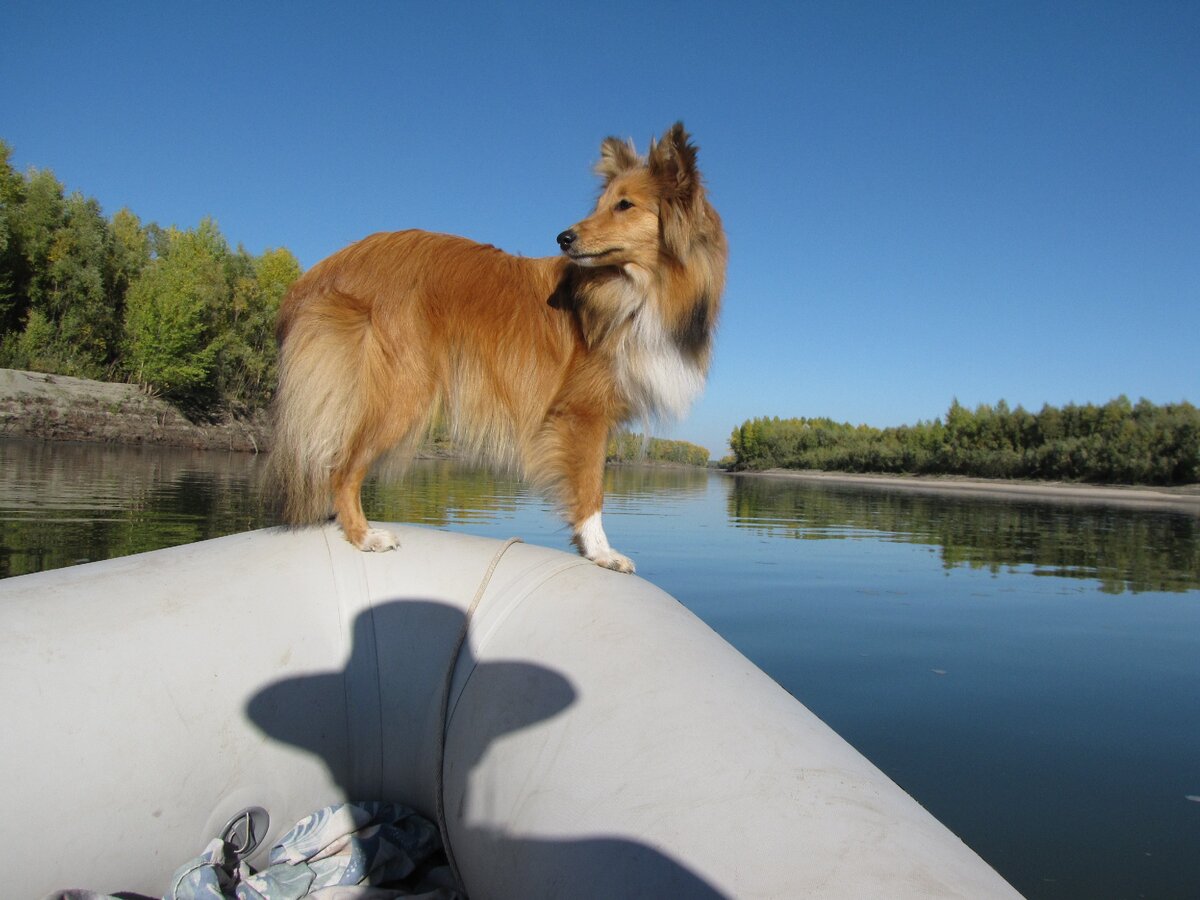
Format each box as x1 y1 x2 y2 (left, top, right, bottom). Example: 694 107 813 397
270 122 726 573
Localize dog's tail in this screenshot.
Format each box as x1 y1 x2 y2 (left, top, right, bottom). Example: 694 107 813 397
267 287 381 526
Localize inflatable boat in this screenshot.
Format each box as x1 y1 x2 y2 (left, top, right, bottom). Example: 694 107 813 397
0 525 1020 898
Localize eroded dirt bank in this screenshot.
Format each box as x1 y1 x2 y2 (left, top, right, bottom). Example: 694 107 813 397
0 368 269 452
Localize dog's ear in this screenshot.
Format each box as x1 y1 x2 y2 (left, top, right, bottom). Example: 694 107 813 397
595 136 640 183
648 122 703 259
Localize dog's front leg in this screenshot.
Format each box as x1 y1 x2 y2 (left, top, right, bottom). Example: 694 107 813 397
565 427 635 574
537 402 635 573
573 508 635 574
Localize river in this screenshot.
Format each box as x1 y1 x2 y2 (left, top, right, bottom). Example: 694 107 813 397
2 437 1198 898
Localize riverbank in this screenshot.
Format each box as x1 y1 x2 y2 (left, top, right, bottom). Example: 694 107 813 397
0 368 707 466
732 467 1200 512
6 368 1195 506
0 368 269 452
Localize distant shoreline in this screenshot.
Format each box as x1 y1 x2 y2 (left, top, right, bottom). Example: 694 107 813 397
3 368 1193 498
728 468 1200 512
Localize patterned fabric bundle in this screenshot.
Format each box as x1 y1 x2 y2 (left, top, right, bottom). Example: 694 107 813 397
51 802 464 900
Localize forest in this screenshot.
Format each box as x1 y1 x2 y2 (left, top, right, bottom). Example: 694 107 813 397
0 140 300 415
728 398 1199 485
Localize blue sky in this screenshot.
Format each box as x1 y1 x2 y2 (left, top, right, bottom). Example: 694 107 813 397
4 1 1197 457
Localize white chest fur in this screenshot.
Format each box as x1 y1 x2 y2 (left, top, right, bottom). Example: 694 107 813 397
617 304 706 422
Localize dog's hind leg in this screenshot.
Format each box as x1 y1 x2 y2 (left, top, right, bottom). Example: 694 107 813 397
332 459 399 552
330 377 435 552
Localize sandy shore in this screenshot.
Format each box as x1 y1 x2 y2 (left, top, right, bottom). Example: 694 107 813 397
731 468 1200 513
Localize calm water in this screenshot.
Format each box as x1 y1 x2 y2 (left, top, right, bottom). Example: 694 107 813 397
3 438 1199 899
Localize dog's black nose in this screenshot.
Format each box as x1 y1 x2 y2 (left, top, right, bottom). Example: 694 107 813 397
556 229 576 250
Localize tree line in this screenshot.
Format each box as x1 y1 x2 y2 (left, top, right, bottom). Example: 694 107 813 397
607 432 710 467
0 139 300 415
729 397 1199 485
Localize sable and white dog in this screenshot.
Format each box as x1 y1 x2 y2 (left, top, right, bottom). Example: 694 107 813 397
270 123 726 573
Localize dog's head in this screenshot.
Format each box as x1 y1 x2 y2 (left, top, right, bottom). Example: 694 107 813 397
556 123 716 271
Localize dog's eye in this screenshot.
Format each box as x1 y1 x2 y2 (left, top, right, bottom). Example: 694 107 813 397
614 198 635 212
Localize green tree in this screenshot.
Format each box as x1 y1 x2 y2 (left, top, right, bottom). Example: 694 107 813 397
0 165 104 373
12 168 67 315
0 140 25 330
211 245 300 409
123 221 228 401
39 192 119 376
729 398 1199 485
1 185 122 377
0 165 68 365
108 208 150 306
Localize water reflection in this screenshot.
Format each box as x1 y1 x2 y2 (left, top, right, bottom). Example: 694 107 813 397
0 441 713 579
362 461 710 527
0 439 271 578
728 474 1200 594
364 459 529 527
603 464 709 498
4 439 1198 597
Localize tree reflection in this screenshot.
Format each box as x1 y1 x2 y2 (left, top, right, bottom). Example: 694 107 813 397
0 439 271 577
728 475 1200 594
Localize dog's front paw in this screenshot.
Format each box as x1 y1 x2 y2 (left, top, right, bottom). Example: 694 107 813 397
358 528 401 552
591 550 635 574
573 512 635 573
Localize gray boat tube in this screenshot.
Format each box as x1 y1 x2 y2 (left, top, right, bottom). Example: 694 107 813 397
0 525 1020 898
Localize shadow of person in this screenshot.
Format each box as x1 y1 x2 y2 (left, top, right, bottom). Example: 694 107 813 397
247 598 726 898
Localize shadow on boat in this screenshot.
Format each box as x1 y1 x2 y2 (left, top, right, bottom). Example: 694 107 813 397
246 599 726 898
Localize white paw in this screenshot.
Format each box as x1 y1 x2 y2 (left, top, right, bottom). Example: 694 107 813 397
591 550 635 574
574 511 634 573
358 528 400 552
